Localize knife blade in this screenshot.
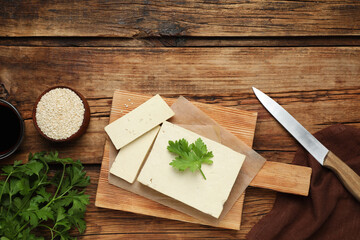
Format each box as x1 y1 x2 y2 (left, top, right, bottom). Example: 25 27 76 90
253 87 360 201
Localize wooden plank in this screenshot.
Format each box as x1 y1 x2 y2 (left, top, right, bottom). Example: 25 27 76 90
1 47 360 100
1 47 359 165
1 36 360 48
1 1 360 37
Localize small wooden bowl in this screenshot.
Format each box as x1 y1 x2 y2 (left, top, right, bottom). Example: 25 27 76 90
33 86 90 142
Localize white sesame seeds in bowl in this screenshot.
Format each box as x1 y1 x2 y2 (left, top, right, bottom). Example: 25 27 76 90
33 86 90 142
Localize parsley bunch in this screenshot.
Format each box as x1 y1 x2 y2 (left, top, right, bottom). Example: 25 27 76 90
0 152 90 240
168 138 214 180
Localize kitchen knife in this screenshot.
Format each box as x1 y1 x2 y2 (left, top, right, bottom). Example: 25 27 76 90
253 87 360 201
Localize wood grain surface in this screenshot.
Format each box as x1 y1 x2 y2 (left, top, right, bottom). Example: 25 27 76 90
1 36 360 48
1 1 360 37
1 44 360 239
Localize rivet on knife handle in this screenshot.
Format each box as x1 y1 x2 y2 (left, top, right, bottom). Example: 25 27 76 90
323 151 360 201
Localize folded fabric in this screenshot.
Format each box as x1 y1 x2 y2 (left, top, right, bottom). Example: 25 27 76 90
247 124 360 240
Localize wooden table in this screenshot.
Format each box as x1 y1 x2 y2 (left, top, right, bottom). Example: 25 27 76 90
1 1 360 239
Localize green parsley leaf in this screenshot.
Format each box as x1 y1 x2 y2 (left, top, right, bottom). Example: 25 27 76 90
36 187 51 202
1 165 14 175
18 160 44 176
36 206 54 221
168 138 214 180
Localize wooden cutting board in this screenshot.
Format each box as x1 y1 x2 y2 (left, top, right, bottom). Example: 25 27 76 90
95 90 311 230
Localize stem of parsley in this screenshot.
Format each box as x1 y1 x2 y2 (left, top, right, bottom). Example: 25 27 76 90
0 171 14 202
45 163 66 208
14 221 29 238
56 186 73 199
39 224 55 239
43 163 74 210
199 168 206 180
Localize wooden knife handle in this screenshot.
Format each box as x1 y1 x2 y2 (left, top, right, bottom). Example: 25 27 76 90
323 151 360 202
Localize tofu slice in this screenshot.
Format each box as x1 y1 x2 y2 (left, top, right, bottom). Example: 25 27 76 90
137 121 245 218
105 94 174 150
110 125 161 184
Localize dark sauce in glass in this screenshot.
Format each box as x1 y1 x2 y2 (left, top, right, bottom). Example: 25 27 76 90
0 103 22 154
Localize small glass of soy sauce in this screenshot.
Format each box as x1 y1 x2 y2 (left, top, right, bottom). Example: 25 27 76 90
0 99 24 160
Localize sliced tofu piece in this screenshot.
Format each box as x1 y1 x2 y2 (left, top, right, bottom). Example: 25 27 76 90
137 121 245 218
105 94 174 150
110 125 161 184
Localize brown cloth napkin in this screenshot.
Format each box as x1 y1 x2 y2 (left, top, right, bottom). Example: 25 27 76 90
247 124 360 240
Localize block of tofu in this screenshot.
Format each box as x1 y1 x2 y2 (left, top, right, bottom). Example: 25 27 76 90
137 121 245 218
110 125 161 184
105 94 174 150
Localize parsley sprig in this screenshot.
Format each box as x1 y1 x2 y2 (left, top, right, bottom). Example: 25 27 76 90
167 138 214 180
0 151 90 240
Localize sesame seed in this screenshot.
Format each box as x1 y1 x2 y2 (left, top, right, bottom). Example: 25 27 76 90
36 88 85 140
